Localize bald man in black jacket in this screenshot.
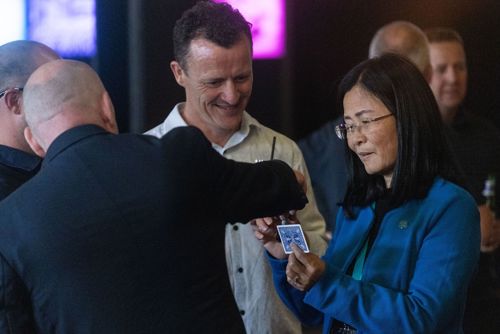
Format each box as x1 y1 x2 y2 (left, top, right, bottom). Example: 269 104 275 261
0 60 307 334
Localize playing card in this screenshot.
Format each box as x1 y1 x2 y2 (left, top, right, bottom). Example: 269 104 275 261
277 224 310 254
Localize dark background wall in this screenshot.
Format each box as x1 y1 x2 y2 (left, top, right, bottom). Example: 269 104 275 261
94 0 500 140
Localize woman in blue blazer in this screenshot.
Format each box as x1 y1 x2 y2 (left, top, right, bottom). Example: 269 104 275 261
260 54 480 333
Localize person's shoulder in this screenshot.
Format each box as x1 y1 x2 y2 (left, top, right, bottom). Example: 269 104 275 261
0 172 35 220
144 103 185 138
427 177 476 207
298 119 343 155
302 119 340 143
164 125 206 140
419 178 480 239
158 126 211 152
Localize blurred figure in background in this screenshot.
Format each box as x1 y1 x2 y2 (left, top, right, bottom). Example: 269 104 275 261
426 27 500 334
369 21 431 79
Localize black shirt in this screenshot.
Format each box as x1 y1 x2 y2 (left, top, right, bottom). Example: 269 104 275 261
447 108 500 211
447 109 500 332
0 144 41 200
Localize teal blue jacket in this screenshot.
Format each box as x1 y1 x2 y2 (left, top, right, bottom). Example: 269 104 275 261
270 178 480 333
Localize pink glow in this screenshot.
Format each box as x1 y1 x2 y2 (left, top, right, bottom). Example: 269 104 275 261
29 0 96 57
214 0 286 59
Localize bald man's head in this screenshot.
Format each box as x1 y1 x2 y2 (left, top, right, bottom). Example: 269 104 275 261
23 60 117 156
24 60 108 125
0 40 60 89
0 40 59 152
369 21 430 77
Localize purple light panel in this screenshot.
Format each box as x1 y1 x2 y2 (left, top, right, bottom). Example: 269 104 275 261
28 0 96 58
214 0 286 59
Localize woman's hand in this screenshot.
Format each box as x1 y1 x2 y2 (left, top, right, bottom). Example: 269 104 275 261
252 211 303 259
286 243 325 291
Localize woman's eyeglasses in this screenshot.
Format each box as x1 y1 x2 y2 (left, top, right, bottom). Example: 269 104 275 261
335 113 394 140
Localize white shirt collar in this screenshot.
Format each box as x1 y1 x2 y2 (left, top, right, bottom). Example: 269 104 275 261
147 102 261 155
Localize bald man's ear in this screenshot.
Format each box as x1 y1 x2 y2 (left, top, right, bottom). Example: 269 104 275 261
170 61 186 87
100 91 119 134
4 89 23 115
24 127 46 158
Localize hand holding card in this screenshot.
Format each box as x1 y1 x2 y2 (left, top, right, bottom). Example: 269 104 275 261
277 224 310 254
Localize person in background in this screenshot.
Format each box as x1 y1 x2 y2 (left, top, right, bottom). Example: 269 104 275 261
145 2 327 333
299 21 430 230
0 40 60 200
426 27 500 334
369 21 431 79
0 40 60 333
0 59 309 333
263 54 479 333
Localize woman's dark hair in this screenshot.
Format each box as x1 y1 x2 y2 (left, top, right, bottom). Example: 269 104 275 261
339 53 462 217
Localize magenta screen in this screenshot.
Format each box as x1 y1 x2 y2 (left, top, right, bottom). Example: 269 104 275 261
214 0 286 59
28 0 96 58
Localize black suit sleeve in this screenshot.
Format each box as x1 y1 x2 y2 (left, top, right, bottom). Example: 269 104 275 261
0 253 37 333
162 126 308 223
